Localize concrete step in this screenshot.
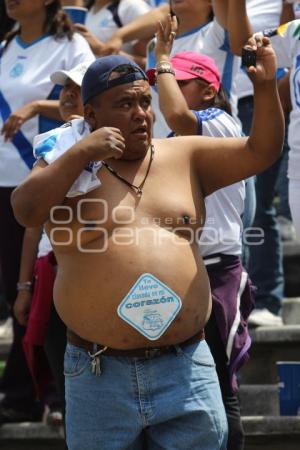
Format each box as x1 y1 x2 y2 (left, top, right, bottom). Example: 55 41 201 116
241 325 300 384
1 417 300 450
239 385 279 416
283 240 300 257
243 416 300 450
0 422 65 450
283 241 300 298
282 298 300 325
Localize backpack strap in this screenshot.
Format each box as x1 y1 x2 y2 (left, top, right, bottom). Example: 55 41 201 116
107 1 123 28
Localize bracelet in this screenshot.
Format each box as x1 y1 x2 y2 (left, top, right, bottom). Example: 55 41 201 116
16 281 32 292
157 68 176 76
156 60 171 68
156 61 173 71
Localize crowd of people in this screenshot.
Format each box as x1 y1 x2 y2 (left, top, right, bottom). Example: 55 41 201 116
0 1 299 449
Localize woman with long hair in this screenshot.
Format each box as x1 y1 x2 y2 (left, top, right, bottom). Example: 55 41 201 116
0 0 94 424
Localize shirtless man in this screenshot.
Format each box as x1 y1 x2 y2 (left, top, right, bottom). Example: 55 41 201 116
11 37 283 450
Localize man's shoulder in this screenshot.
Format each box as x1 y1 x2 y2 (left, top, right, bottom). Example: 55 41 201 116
152 135 206 155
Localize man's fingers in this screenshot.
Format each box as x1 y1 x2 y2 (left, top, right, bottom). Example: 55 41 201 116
108 135 125 153
247 66 256 74
262 36 271 46
108 127 125 141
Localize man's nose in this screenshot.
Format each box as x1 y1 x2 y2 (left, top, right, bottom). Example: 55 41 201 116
133 103 147 118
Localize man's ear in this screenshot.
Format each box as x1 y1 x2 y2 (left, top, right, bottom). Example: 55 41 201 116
202 84 217 103
84 103 97 131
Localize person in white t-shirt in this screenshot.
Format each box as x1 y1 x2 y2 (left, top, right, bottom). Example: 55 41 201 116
13 61 89 434
229 0 297 327
0 0 94 425
263 20 300 234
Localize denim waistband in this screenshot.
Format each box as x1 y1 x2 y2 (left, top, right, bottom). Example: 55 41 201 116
67 328 205 359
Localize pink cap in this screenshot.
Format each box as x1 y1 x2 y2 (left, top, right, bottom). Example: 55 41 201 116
171 51 221 91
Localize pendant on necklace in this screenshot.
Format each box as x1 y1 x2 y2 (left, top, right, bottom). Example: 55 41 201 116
136 188 143 197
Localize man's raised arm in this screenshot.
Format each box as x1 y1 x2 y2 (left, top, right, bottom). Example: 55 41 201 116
11 127 125 228
190 36 284 196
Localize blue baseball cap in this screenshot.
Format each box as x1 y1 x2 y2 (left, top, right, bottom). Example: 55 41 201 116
81 55 148 104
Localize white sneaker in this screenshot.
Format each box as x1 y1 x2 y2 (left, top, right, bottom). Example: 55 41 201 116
248 308 283 328
277 216 297 241
0 317 13 340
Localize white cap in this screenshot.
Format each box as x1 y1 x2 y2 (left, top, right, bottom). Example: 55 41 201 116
50 61 91 87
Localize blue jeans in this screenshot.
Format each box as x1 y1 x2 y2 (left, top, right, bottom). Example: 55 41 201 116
238 96 287 314
248 161 285 314
238 96 257 270
64 340 228 450
241 176 256 268
276 124 292 220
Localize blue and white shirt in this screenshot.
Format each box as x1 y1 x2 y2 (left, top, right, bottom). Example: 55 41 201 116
0 33 94 187
145 0 168 7
85 0 151 54
195 109 245 257
147 18 241 137
34 118 102 198
262 20 300 180
170 108 245 257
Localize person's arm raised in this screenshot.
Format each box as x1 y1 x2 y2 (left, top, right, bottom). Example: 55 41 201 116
154 15 198 135
11 127 125 228
222 0 253 55
190 36 284 196
280 1 296 24
211 0 228 29
102 4 169 55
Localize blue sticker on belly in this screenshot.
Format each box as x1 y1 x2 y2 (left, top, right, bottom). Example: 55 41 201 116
117 273 182 340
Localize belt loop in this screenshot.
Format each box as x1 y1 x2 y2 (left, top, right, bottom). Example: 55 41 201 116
92 343 98 354
174 345 182 355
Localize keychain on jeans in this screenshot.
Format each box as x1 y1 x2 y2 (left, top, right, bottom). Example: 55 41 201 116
88 345 108 376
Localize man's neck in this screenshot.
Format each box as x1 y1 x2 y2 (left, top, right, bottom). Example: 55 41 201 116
112 147 150 164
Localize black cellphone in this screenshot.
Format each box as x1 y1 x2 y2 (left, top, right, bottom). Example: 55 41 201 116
241 47 257 68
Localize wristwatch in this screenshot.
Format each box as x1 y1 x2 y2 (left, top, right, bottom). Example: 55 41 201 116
156 62 175 76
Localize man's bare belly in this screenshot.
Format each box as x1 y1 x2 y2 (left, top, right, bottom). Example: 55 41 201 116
53 226 211 349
